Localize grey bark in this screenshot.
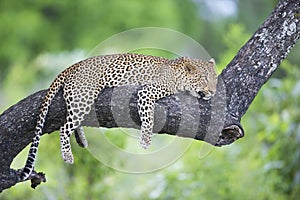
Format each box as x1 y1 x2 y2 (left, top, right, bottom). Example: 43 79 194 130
0 0 299 192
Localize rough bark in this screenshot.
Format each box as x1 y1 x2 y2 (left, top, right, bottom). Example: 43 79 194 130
0 0 299 192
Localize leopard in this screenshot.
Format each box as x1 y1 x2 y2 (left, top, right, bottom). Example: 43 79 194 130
20 53 217 180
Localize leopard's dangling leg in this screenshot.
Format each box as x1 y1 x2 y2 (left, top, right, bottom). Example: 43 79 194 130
137 84 174 149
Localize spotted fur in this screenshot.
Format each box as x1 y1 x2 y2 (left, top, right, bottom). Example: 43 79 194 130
21 53 217 180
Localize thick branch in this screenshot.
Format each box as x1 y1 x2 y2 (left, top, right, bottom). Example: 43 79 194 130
0 0 299 192
222 0 300 120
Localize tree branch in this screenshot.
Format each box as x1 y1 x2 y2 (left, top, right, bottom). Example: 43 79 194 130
0 0 299 192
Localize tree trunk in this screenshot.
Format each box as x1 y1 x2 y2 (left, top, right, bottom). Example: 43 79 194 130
0 0 299 192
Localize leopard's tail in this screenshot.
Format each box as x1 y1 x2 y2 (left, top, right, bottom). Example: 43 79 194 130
20 71 68 181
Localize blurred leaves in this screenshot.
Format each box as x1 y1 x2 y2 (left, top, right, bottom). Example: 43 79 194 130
244 57 300 197
0 0 200 82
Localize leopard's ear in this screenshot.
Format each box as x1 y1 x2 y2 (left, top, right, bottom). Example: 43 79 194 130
184 63 196 73
209 58 215 65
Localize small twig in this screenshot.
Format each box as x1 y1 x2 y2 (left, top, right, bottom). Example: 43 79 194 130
16 169 46 189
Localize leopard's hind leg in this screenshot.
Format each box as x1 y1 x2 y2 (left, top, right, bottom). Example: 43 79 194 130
60 85 101 164
74 126 88 148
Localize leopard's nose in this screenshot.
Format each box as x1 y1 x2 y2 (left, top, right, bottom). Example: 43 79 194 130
209 89 216 97
201 91 213 100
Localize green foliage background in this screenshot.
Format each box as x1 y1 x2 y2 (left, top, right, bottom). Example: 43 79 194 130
1 0 300 199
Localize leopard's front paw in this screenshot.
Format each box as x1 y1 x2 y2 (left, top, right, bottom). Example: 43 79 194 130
140 133 152 149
